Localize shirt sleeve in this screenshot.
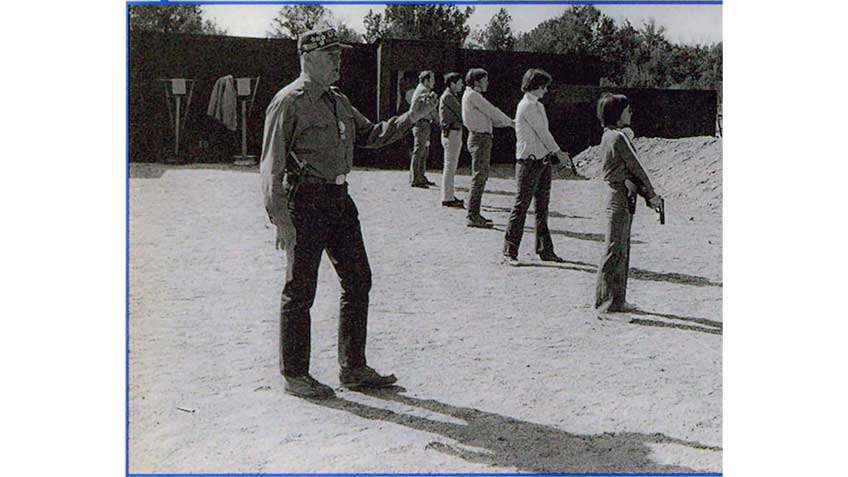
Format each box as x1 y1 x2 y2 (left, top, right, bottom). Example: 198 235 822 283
613 132 656 199
440 95 460 130
259 97 296 224
351 104 414 149
439 95 449 130
472 91 513 128
534 104 561 154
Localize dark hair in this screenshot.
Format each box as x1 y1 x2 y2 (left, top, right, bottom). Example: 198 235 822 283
419 70 434 83
465 68 488 88
521 69 552 93
596 93 630 127
443 72 462 89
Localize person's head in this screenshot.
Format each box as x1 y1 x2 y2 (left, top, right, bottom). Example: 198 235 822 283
596 93 631 127
443 72 463 94
298 27 351 86
466 68 489 92
419 70 435 89
521 68 553 99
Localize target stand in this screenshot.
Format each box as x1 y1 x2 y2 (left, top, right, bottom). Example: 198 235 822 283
233 76 261 166
159 78 196 164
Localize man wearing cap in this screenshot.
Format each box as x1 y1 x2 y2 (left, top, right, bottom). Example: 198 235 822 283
462 68 515 228
409 71 438 188
260 27 437 399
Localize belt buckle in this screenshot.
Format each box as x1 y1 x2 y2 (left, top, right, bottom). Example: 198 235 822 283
334 174 346 185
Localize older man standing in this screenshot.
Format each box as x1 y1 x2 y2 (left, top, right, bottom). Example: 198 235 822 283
409 70 438 188
260 28 437 399
462 68 514 228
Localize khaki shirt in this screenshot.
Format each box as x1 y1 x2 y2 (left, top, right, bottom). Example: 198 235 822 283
260 75 413 222
411 83 437 125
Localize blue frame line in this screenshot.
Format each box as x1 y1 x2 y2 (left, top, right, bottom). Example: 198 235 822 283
127 1 724 6
125 1 721 476
125 5 131 477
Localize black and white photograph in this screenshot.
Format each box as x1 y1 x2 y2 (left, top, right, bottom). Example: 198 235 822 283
127 1 722 474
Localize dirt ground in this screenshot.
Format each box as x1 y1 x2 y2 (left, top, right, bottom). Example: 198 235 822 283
129 160 722 473
575 136 722 221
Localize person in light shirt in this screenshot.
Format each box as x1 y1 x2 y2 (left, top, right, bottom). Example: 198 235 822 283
461 68 515 228
503 69 573 264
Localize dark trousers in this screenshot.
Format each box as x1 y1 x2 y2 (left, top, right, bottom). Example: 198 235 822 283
409 123 430 185
466 132 493 219
280 183 372 377
503 159 555 256
595 183 633 312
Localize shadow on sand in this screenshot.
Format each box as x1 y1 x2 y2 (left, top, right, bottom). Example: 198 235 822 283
481 205 592 221
486 252 720 289
488 225 642 244
313 387 720 473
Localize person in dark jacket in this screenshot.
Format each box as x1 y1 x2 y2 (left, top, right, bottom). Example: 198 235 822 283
594 93 663 313
439 72 465 207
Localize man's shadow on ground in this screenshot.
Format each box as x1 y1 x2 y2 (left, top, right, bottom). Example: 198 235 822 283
314 387 720 473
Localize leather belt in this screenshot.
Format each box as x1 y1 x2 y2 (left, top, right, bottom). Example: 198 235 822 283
301 174 347 185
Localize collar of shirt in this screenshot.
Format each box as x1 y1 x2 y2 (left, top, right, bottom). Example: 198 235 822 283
524 92 540 103
298 74 331 104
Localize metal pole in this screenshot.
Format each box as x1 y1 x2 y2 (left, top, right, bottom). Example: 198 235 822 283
241 99 247 160
174 95 182 156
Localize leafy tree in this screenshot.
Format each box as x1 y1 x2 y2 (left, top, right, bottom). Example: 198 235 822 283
129 5 227 35
364 5 474 44
468 8 515 51
267 5 362 42
516 5 602 55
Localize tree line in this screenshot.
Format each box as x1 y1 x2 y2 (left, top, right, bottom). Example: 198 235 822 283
129 4 721 93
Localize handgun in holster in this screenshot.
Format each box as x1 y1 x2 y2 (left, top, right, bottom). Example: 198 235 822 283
284 151 306 206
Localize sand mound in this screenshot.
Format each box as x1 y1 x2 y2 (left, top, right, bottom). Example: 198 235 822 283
573 136 722 219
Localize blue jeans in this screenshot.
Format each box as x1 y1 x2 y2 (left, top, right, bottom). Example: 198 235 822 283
595 182 633 312
466 132 492 218
503 159 554 257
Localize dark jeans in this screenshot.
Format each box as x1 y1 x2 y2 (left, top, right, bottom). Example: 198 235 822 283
280 183 372 377
595 182 633 311
466 132 493 219
503 159 555 257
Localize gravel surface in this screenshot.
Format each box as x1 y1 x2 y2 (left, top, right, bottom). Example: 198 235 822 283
129 161 721 473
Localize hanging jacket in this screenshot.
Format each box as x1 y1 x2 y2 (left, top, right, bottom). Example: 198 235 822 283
207 75 237 131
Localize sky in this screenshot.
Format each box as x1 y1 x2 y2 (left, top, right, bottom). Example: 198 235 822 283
201 2 722 46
